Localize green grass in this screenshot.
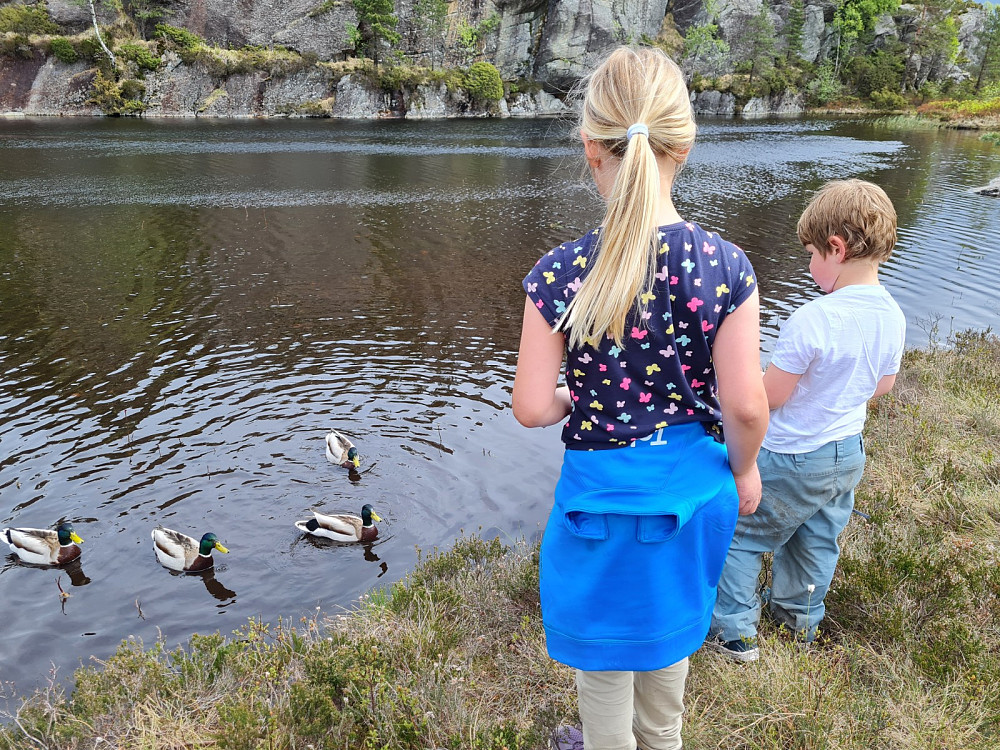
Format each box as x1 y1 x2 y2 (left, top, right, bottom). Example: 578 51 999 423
3 333 1000 748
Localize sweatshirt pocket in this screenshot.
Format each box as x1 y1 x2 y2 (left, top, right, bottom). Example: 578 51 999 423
561 488 698 544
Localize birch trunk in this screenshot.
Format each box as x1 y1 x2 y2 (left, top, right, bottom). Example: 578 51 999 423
88 0 116 67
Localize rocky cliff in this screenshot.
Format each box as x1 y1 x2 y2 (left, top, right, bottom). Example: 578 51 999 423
0 0 991 118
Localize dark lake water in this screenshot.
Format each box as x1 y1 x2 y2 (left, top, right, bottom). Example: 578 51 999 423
0 116 998 704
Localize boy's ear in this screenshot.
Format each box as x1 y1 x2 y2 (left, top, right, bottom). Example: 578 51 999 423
826 235 849 263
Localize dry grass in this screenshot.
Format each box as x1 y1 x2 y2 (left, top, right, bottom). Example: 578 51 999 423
3 334 1000 748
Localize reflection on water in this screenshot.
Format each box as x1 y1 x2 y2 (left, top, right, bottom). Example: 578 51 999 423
0 117 998 702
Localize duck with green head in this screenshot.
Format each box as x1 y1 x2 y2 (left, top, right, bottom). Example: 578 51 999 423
151 526 229 572
326 429 361 469
2 522 83 565
295 504 380 543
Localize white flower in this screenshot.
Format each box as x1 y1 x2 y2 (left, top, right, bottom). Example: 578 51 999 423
807 584 816 593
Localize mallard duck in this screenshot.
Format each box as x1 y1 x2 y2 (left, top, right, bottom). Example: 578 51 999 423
295 504 380 543
2 522 83 565
326 429 360 469
151 526 228 572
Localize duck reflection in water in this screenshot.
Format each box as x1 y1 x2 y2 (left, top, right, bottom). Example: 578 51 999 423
363 543 389 578
165 567 237 602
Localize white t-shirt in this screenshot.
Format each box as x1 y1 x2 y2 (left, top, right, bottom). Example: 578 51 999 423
763 284 906 454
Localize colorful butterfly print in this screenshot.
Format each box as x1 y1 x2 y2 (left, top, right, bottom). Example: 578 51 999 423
668 393 682 401
609 346 622 358
716 284 730 297
684 241 693 251
641 311 652 320
617 401 625 408
571 392 579 401
681 259 695 273
527 282 538 293
590 400 603 411
590 389 597 396
702 320 714 332
702 241 716 255
552 262 561 270
670 276 679 285
640 291 655 304
647 405 656 412
631 327 648 340
580 420 592 431
685 223 695 232
579 353 593 364
687 409 695 416
645 380 654 386
617 413 632 423
641 342 650 349
664 403 678 414
691 379 705 388
665 324 675 335
694 278 702 287
655 421 667 429
715 304 723 313
602 379 612 385
646 363 661 375
568 277 583 292
620 378 631 390
606 424 615 431
659 243 669 255
710 259 719 266
655 265 668 281
599 363 607 372
543 271 555 284
554 300 566 313
536 300 544 309
678 321 689 329
573 256 586 270
639 392 652 403
573 369 585 377
687 297 704 312
681 364 691 372
660 346 675 358
676 335 691 347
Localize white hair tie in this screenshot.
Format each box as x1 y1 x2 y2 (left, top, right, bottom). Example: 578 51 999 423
626 123 649 141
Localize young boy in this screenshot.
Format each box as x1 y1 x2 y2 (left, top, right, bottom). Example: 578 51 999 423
708 179 906 662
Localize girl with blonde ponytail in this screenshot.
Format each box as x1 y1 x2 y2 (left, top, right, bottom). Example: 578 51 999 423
513 46 768 750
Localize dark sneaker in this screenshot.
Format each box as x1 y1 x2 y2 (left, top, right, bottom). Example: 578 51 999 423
705 635 760 663
550 725 584 750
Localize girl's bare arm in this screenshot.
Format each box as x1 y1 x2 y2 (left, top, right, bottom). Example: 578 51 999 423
512 297 572 428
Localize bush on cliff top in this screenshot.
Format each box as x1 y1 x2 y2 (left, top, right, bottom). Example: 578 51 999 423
465 61 503 103
0 4 59 35
48 36 78 64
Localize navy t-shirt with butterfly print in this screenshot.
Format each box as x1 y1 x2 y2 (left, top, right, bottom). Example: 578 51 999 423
523 221 757 450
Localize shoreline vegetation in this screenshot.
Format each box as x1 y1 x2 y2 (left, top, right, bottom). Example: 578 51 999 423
2 330 999 748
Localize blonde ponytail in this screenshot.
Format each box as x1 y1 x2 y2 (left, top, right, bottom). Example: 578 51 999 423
556 47 695 350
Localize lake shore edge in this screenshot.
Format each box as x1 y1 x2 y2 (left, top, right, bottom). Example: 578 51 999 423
3 331 999 749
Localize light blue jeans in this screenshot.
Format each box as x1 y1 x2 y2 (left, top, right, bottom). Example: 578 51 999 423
711 434 866 643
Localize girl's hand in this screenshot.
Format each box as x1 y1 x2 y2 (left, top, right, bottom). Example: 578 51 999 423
734 464 762 515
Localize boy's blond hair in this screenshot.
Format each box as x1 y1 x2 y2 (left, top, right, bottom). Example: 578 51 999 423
797 179 897 262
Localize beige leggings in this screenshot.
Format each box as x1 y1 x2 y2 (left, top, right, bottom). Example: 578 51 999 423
575 658 688 750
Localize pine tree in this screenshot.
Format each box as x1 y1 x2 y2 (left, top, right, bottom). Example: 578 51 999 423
742 1 777 90
351 0 400 70
785 0 805 62
413 0 448 70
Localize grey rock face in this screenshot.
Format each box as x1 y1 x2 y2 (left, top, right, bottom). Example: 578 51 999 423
690 89 736 116
331 74 392 118
741 91 804 117
534 0 669 89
